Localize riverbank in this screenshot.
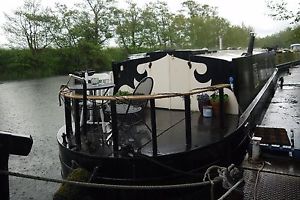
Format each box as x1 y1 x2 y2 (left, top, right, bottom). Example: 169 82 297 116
0 47 127 81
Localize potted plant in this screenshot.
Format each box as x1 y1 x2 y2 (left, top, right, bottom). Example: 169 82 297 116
196 93 210 115
209 92 229 117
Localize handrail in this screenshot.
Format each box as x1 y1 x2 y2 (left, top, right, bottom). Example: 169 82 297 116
60 84 230 101
276 59 300 71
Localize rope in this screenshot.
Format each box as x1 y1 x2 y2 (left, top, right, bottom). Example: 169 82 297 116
203 165 226 200
0 164 243 198
203 164 244 200
60 84 230 101
242 165 300 178
217 178 244 200
0 170 216 190
253 162 265 200
58 76 72 106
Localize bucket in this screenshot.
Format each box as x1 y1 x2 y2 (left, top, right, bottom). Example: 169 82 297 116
197 94 210 114
202 106 213 118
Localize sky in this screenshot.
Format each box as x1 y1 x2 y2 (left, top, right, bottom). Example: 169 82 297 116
0 0 298 47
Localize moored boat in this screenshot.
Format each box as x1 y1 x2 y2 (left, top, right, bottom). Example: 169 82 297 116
57 35 279 199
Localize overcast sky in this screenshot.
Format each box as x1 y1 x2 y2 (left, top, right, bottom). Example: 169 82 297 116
0 0 298 47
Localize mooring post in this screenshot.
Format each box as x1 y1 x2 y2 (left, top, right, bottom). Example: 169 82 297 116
74 99 81 150
0 145 9 200
184 95 192 149
0 132 33 200
82 80 88 136
279 77 284 89
110 100 119 155
219 88 225 128
150 99 157 156
64 97 72 137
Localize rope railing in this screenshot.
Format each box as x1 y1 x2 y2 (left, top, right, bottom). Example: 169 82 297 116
59 84 230 101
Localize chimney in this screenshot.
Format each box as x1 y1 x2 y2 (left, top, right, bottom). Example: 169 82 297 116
247 32 255 55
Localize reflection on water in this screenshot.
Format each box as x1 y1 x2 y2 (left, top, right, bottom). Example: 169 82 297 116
0 76 69 200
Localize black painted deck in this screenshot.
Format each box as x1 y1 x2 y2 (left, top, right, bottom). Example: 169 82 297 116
61 110 239 157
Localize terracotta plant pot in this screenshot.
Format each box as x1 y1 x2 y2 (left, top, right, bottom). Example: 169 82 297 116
210 100 220 117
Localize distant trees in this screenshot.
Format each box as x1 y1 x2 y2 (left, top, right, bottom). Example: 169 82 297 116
264 0 300 47
2 0 299 80
3 0 116 49
3 0 253 53
113 0 251 52
266 0 300 23
3 0 56 55
114 2 144 52
1 0 255 74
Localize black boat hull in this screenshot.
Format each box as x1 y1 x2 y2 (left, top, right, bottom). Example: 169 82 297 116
58 69 277 181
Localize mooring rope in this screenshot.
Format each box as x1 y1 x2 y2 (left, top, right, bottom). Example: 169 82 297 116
0 170 219 190
253 162 265 200
0 163 245 199
217 178 244 200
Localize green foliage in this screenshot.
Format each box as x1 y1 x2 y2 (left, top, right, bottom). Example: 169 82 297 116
2 0 300 81
0 47 127 81
115 90 132 96
223 25 252 49
210 92 229 102
266 0 299 23
256 26 300 49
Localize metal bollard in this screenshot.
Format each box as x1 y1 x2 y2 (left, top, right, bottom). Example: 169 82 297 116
252 136 262 161
0 131 33 200
279 77 284 89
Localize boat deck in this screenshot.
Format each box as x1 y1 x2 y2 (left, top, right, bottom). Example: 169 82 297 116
63 110 240 157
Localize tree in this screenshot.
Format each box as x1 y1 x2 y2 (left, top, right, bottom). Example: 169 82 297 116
181 0 217 18
181 0 228 48
3 0 56 55
114 1 144 52
169 14 189 48
50 3 82 48
78 0 116 46
223 24 252 48
138 1 175 49
266 0 300 23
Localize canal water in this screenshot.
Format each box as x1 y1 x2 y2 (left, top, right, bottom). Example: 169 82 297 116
0 76 69 200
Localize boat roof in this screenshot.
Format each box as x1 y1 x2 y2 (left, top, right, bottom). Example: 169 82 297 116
127 49 268 62
198 49 268 61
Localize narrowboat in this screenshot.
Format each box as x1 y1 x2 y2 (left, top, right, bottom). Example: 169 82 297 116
57 35 278 199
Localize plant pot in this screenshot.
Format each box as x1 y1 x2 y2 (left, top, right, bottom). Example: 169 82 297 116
210 101 220 117
210 100 229 117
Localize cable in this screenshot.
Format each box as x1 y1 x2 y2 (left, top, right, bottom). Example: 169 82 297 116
137 118 185 151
